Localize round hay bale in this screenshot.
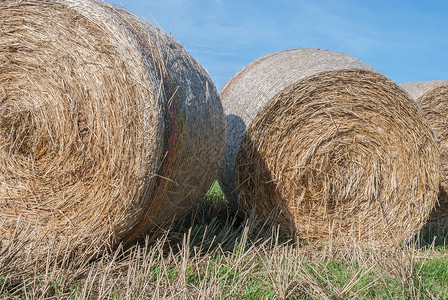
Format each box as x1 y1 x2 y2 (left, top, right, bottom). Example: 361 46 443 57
218 48 440 245
0 0 225 259
400 81 448 223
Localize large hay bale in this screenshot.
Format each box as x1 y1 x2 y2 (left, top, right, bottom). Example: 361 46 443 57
0 0 225 258
218 48 440 245
400 81 448 223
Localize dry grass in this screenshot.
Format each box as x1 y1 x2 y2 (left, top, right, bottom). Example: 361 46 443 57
0 0 225 264
1 193 447 299
219 49 439 246
400 81 448 224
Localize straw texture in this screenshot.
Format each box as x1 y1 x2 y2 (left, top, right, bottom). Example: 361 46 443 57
400 81 448 223
0 0 225 259
219 49 440 245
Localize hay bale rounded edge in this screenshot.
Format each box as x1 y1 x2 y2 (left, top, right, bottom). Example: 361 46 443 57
400 81 448 223
0 0 225 258
218 48 440 245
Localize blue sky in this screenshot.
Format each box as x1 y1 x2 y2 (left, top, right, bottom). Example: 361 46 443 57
109 0 447 90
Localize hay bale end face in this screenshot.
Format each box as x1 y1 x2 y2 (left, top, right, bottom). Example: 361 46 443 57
400 81 448 222
219 49 440 245
0 0 225 258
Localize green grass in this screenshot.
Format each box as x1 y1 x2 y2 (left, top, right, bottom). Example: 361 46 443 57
417 256 448 298
418 256 448 283
206 181 224 198
1 181 448 299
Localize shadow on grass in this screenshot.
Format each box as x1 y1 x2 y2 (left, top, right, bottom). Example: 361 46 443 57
149 191 293 259
416 186 448 249
162 179 448 259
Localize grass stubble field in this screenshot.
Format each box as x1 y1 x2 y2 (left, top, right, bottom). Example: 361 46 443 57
1 182 448 299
